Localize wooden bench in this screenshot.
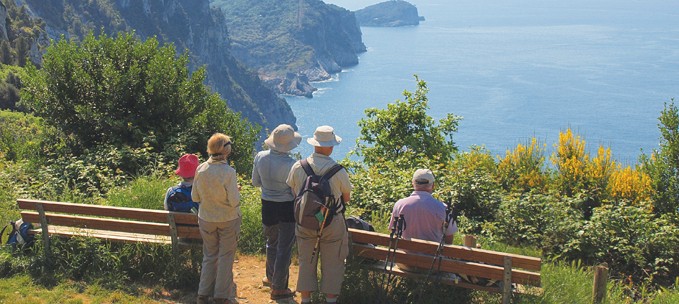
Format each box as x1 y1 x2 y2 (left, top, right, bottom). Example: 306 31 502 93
348 228 542 303
17 199 202 256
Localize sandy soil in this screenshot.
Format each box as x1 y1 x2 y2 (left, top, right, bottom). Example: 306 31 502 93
162 254 302 304
232 254 301 304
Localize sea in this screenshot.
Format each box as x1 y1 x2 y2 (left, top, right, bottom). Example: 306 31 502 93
285 0 679 164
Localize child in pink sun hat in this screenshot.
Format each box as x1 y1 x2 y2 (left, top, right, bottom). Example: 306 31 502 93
164 154 200 213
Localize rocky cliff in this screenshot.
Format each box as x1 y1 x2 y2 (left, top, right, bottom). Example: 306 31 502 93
17 0 296 133
355 0 423 27
212 0 366 97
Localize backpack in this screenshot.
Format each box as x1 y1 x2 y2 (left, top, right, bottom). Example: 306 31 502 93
1 219 35 250
294 159 344 230
345 216 375 232
166 185 199 213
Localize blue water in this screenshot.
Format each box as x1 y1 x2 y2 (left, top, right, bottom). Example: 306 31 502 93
286 0 679 164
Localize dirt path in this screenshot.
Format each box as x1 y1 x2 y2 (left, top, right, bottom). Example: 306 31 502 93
232 254 301 304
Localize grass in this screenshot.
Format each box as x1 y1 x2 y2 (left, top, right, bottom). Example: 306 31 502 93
0 274 165 303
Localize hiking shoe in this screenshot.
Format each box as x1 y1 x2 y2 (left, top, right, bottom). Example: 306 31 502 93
271 288 295 300
196 295 209 304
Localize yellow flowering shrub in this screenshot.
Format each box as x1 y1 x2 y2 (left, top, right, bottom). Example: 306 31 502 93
497 137 547 192
608 165 653 208
551 128 589 195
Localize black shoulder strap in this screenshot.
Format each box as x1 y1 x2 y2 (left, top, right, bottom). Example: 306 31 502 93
0 225 9 244
0 223 13 245
321 164 344 181
300 159 315 177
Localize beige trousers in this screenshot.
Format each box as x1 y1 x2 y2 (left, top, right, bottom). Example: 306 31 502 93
198 217 241 301
296 213 349 295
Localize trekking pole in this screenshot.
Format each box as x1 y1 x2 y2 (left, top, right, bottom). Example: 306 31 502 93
310 205 331 264
416 197 455 302
380 214 406 303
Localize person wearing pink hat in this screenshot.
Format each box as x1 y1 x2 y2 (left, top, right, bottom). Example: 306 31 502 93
252 124 302 300
164 154 200 213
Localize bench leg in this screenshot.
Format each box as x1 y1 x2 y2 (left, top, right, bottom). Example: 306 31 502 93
36 204 50 258
502 256 512 304
167 213 179 259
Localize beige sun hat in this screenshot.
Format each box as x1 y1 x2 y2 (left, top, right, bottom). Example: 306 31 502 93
306 125 342 147
412 169 435 185
264 124 302 152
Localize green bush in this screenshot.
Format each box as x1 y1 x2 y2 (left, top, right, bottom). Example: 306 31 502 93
346 159 413 217
485 192 583 256
0 111 47 163
106 173 173 210
28 237 200 291
21 31 259 175
355 75 461 166
446 147 502 234
564 203 679 286
238 181 265 254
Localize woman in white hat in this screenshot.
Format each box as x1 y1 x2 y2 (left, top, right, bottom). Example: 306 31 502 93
252 124 302 300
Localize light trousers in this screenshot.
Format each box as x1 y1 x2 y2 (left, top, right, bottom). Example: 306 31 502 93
296 213 349 295
198 217 241 301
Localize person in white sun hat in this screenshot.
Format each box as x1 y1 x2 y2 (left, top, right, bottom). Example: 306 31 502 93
286 125 353 304
252 124 302 300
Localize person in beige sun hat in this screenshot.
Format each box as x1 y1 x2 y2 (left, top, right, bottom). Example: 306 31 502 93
252 124 302 300
264 123 302 152
287 125 352 304
305 125 342 147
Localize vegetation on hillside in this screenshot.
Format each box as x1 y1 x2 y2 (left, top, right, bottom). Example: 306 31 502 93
212 0 365 89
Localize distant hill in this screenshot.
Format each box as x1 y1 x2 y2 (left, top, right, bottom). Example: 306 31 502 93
355 0 423 27
211 0 366 97
4 0 296 133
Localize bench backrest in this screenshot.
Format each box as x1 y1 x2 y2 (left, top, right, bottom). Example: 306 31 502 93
18 199 201 239
349 228 541 286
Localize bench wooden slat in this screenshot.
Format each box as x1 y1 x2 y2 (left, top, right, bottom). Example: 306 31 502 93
349 228 541 271
32 226 173 244
22 211 175 237
353 243 541 286
17 199 198 226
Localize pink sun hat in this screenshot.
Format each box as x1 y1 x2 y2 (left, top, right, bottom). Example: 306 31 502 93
175 154 199 178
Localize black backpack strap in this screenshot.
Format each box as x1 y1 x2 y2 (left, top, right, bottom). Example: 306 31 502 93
321 164 344 181
0 224 9 245
300 159 315 177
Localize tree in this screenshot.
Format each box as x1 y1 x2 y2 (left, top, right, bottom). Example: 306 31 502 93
21 31 258 172
641 100 679 215
355 75 461 165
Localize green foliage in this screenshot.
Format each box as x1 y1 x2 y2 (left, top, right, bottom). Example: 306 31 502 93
641 100 679 215
447 147 502 233
356 76 461 166
237 180 266 254
346 158 413 216
564 203 679 286
20 31 258 179
0 110 45 162
486 192 583 256
27 237 200 291
105 173 173 210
